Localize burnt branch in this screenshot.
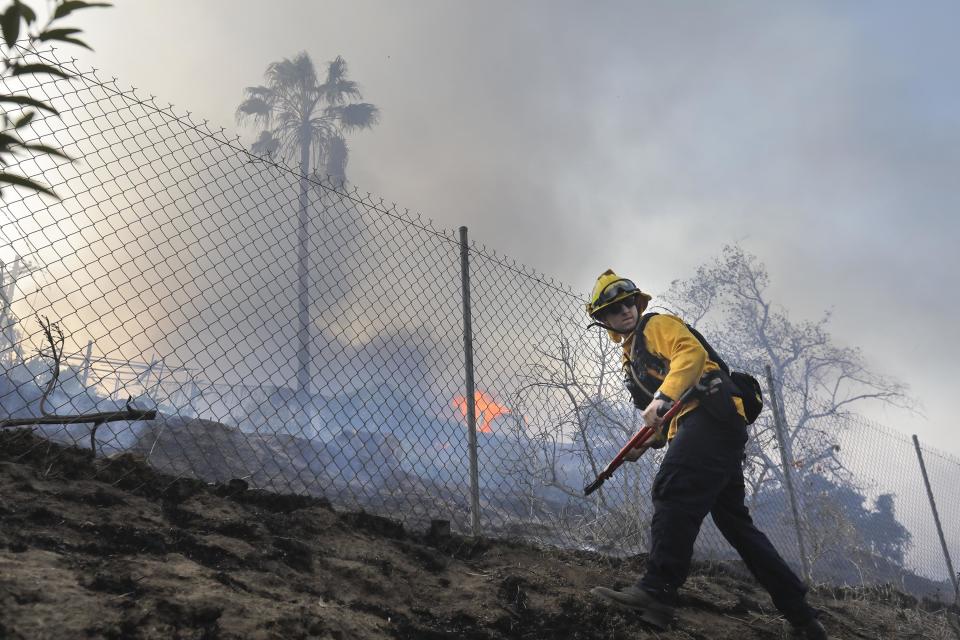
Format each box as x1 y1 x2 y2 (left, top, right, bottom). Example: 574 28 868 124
0 398 156 429
37 314 64 417
0 317 157 452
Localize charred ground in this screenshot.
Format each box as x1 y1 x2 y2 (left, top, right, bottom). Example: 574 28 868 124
0 429 956 639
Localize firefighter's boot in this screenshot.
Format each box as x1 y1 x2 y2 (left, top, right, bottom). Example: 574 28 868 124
589 585 674 630
783 617 828 639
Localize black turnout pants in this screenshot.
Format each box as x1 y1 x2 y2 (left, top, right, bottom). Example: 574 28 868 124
637 407 815 625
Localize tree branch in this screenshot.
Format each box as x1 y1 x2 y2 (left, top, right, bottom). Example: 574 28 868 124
0 317 157 453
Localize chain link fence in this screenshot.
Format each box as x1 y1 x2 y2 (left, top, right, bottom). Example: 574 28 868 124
739 379 960 601
2 48 958 602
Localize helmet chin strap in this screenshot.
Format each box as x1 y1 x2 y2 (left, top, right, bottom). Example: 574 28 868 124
586 315 641 336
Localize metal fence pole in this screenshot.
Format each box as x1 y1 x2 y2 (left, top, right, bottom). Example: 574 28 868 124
912 434 960 600
765 364 812 584
459 226 481 536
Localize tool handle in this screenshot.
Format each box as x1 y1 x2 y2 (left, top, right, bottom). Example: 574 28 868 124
583 386 699 496
583 401 682 495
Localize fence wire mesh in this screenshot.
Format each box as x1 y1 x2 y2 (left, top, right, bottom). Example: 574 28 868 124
742 373 960 600
1 48 958 601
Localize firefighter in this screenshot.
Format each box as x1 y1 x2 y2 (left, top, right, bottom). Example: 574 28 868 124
585 270 828 640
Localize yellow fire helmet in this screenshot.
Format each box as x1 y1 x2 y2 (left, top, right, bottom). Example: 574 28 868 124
586 269 652 319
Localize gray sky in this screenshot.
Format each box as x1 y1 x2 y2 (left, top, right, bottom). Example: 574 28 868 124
67 0 960 457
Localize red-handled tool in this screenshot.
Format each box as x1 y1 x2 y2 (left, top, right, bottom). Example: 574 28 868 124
583 386 697 496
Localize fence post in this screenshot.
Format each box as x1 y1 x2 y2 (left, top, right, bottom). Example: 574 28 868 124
912 434 960 600
765 364 812 584
459 226 481 537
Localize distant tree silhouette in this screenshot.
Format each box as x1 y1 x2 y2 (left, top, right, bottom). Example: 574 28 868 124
867 493 911 566
751 473 912 584
236 53 379 395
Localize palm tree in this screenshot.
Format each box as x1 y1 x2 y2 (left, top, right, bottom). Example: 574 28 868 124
236 53 379 396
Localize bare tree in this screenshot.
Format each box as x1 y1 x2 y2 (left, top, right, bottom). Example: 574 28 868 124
504 323 658 551
657 244 909 496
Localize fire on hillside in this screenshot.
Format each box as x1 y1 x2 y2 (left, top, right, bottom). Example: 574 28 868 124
451 390 511 433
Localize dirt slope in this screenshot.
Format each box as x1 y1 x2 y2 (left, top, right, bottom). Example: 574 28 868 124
0 429 956 640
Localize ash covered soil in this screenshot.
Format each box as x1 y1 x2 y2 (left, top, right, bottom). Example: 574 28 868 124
1 429 956 640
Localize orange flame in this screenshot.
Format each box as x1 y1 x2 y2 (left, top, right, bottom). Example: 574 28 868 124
452 390 511 434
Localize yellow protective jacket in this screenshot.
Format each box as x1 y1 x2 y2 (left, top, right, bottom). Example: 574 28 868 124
609 314 746 440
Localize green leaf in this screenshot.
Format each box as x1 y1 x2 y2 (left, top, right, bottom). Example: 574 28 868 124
53 1 113 20
13 111 34 128
1 5 21 48
0 95 59 114
39 27 83 40
15 1 36 24
10 63 73 80
39 32 92 51
53 1 85 19
0 171 59 198
0 132 23 146
23 143 71 160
